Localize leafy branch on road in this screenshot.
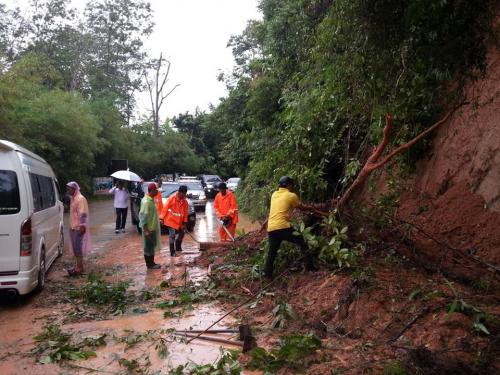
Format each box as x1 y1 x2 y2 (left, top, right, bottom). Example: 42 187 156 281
66 272 135 314
32 325 106 364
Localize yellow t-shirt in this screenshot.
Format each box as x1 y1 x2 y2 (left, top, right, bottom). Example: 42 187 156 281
267 188 300 232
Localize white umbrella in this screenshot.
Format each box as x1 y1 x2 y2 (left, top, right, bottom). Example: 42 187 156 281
110 169 142 182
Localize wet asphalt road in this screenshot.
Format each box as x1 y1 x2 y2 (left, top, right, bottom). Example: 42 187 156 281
0 197 261 375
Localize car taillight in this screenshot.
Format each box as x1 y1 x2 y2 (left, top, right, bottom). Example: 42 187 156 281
20 217 32 256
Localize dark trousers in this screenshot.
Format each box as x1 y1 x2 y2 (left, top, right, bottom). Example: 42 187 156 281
115 207 128 230
167 226 185 255
264 227 314 278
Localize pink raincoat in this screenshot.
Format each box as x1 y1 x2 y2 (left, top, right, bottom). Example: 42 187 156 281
67 181 92 255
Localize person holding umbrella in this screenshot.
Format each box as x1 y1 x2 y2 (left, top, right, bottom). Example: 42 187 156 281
109 180 129 233
139 182 162 269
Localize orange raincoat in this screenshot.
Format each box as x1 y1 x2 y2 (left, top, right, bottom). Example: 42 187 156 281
214 190 238 241
154 193 163 216
160 193 188 230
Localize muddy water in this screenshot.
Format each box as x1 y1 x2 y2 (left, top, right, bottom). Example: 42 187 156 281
0 199 261 374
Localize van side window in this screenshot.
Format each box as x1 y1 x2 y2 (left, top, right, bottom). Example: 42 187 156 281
0 170 21 215
29 173 56 212
30 173 43 212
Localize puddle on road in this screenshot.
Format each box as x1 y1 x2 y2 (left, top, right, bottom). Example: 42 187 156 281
63 305 239 373
0 200 262 375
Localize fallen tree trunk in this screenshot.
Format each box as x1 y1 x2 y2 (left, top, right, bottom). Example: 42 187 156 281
338 102 467 210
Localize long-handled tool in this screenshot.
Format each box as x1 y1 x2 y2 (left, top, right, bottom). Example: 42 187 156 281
219 219 235 242
176 324 256 352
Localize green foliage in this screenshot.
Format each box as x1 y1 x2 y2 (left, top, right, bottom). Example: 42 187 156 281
445 279 492 336
195 0 496 216
114 329 169 359
271 301 296 329
32 324 105 364
66 272 134 314
383 361 408 375
155 280 223 317
248 333 322 372
297 214 355 268
118 356 151 374
168 349 241 375
0 1 206 194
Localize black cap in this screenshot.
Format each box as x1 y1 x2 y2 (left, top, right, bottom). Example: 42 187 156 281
279 176 294 187
178 185 188 193
219 182 227 190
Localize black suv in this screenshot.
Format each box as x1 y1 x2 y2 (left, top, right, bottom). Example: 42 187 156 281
199 174 223 199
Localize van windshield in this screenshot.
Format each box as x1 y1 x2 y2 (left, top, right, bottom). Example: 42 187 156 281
0 170 20 215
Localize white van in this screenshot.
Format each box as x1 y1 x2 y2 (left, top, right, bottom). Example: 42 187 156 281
0 140 64 296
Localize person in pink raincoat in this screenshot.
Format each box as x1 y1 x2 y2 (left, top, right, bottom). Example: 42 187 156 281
66 181 92 276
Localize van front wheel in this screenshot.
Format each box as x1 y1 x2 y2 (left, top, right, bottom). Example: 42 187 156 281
35 251 46 293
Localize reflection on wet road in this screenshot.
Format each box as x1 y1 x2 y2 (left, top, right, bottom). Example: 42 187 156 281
0 198 260 374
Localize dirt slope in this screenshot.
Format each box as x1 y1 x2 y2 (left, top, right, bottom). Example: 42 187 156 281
393 47 500 282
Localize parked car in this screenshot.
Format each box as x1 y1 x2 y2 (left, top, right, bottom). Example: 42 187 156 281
178 180 207 211
177 175 199 182
200 174 223 198
161 182 196 231
0 140 64 296
226 177 241 191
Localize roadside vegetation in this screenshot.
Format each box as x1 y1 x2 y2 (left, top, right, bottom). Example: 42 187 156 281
1 0 499 374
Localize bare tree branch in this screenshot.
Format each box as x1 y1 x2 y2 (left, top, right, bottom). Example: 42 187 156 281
142 53 180 136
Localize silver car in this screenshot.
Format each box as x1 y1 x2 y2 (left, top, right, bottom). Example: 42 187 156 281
226 177 241 191
180 180 207 211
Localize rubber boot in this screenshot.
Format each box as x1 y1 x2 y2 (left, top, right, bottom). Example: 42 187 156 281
175 238 183 252
169 243 176 257
144 255 152 267
148 255 161 269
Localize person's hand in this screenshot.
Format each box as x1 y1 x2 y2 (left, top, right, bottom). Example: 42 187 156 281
79 226 86 235
144 228 151 237
181 223 186 231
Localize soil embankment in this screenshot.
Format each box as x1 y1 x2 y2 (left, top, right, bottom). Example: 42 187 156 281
194 45 500 375
395 47 500 281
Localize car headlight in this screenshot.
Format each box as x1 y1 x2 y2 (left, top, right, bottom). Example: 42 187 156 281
199 194 206 199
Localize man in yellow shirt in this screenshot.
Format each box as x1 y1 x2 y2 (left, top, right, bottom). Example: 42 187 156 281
264 176 317 278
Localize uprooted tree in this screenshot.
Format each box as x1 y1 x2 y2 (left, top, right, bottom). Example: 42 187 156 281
336 102 468 211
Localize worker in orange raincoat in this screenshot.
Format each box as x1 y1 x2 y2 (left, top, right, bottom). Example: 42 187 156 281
214 182 238 241
154 180 163 215
160 185 188 256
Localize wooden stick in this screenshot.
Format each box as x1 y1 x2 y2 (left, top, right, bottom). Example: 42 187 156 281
175 329 238 334
174 332 243 347
387 307 429 343
186 259 302 344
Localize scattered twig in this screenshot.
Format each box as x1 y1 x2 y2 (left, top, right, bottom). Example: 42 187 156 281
186 256 305 344
387 307 430 343
66 363 120 374
241 285 254 296
174 332 243 347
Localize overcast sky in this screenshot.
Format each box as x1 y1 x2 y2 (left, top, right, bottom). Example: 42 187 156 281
8 0 262 120
141 0 261 120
